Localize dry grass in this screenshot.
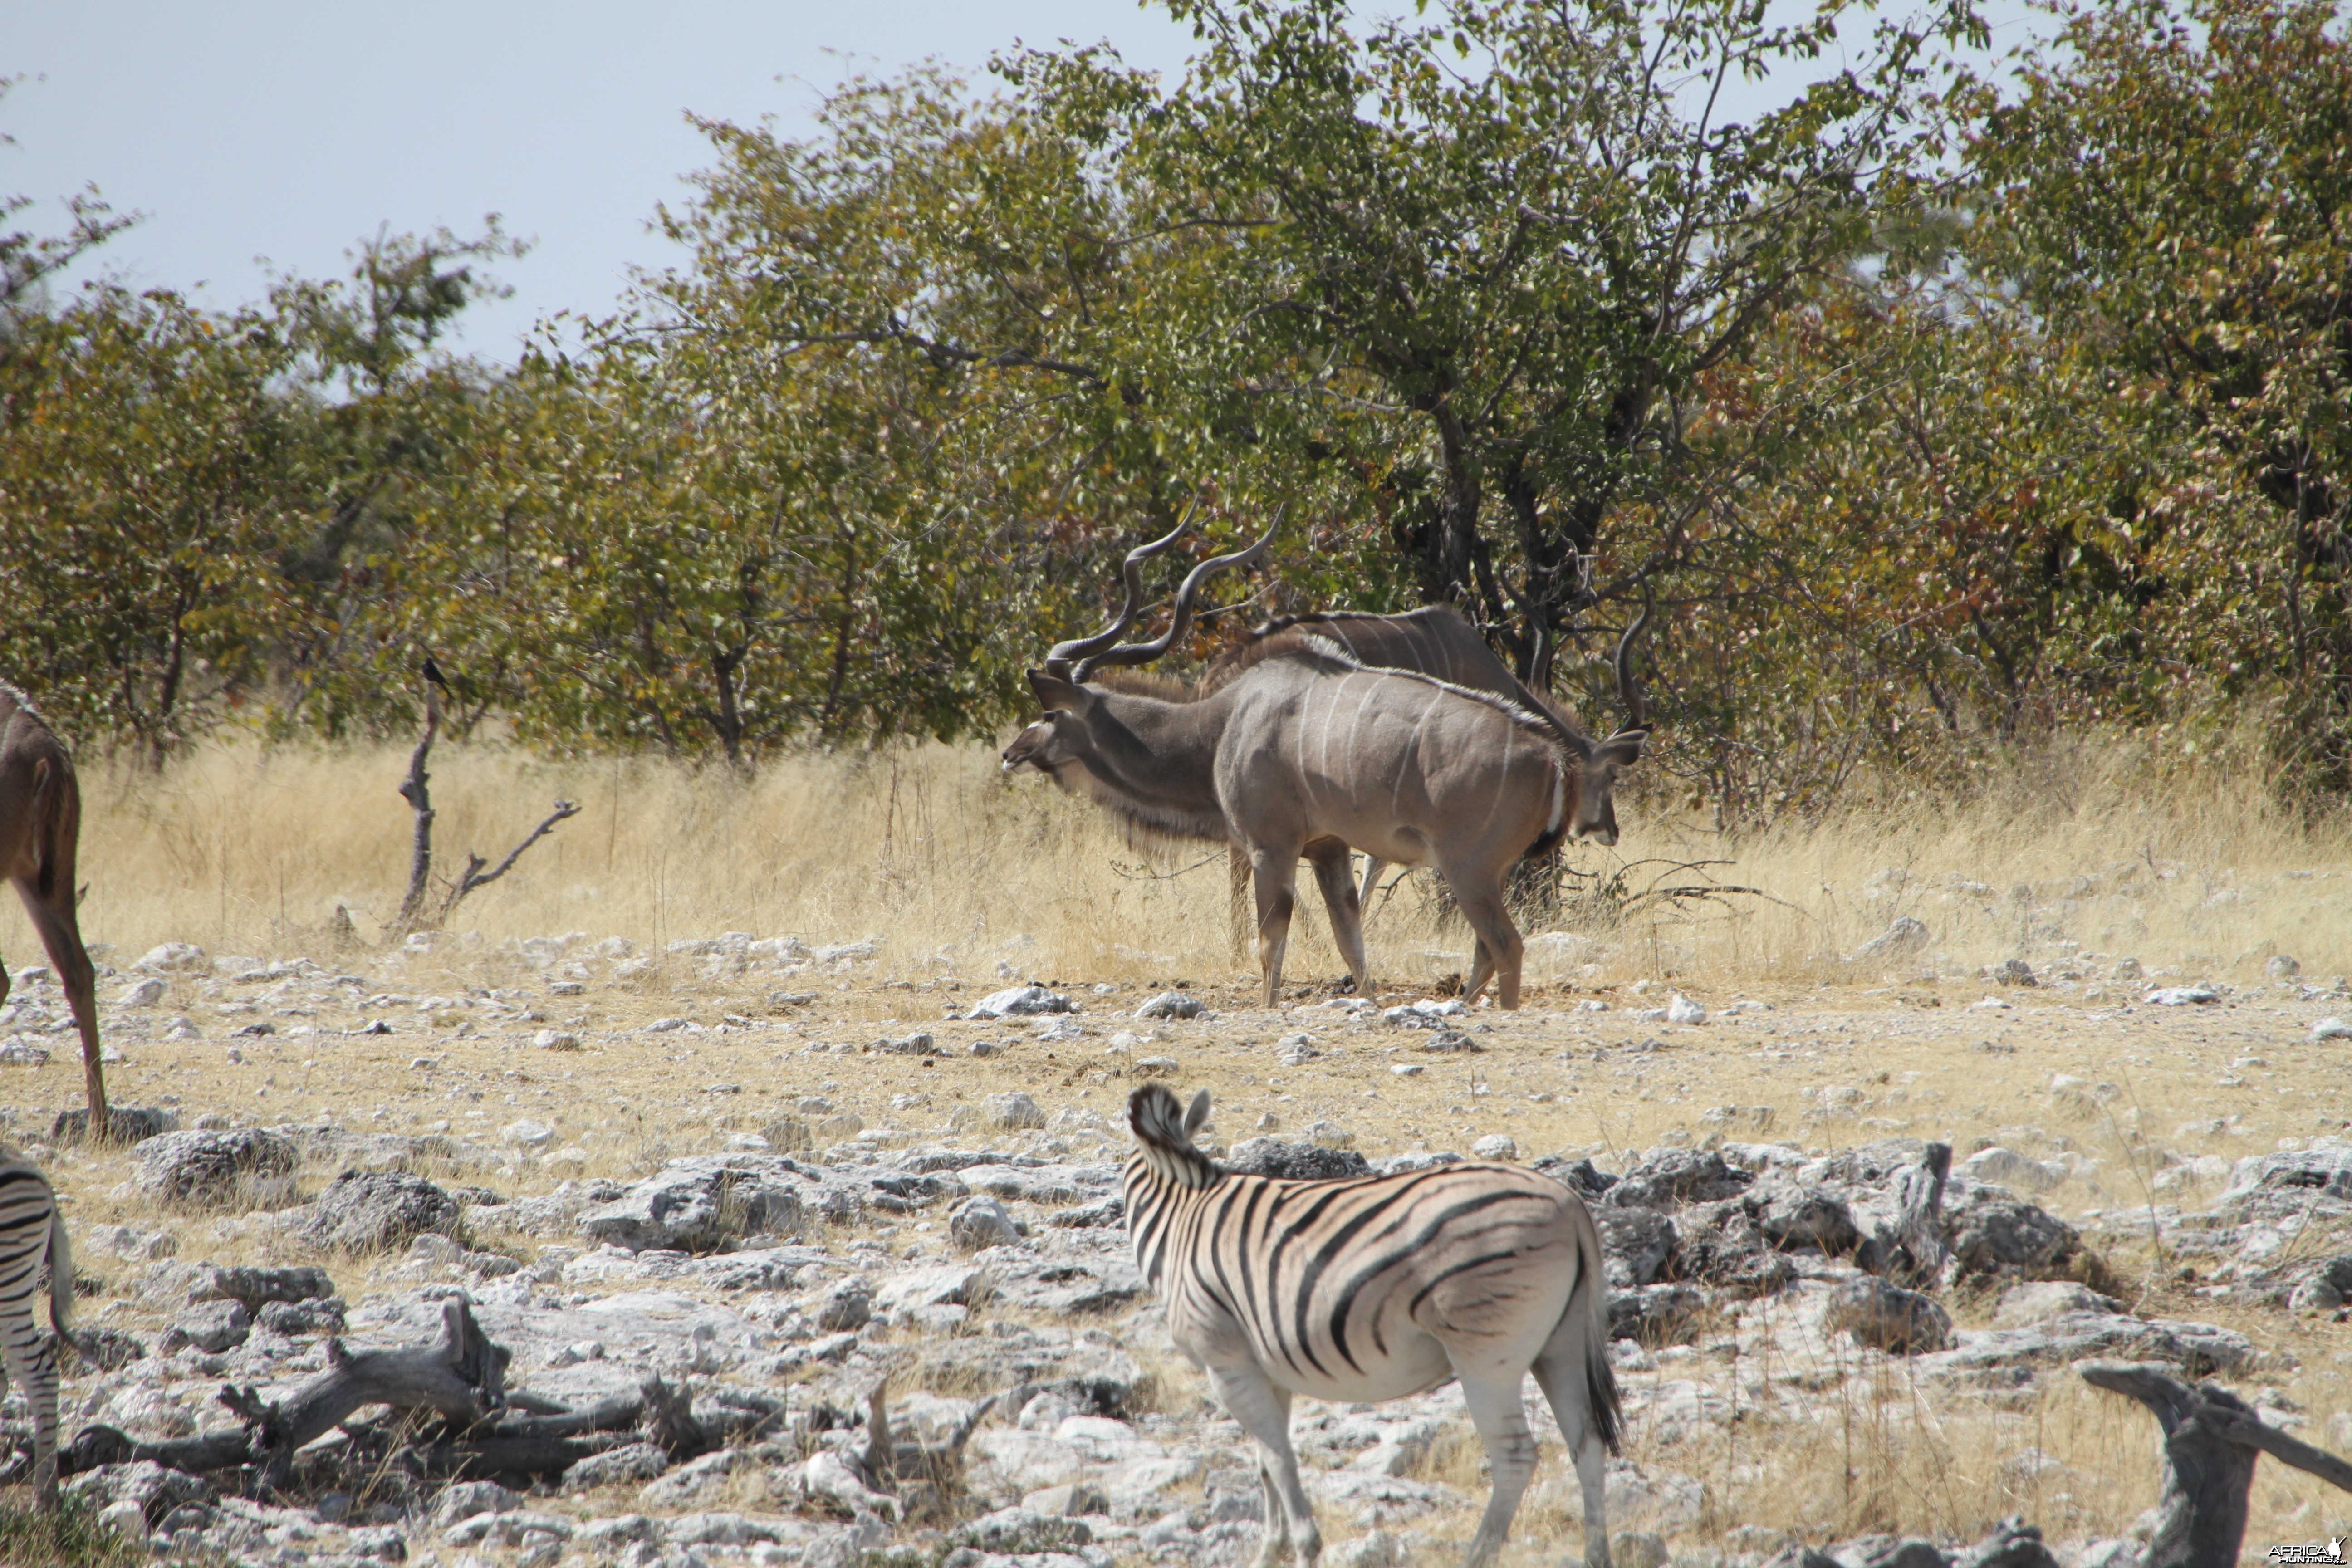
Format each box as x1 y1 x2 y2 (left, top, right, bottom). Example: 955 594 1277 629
7 732 2352 1555
17 730 2350 990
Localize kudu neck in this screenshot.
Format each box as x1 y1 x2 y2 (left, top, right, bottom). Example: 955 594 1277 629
1073 683 1233 815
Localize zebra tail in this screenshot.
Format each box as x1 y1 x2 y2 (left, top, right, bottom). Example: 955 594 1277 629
47 1206 73 1336
1573 1209 1622 1455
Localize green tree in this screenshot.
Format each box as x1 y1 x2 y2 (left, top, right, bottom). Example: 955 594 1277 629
264 223 524 739
676 0 1985 740
0 284 299 755
1967 0 2352 788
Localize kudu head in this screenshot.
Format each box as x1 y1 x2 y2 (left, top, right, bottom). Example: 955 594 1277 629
1002 515 1274 777
1558 607 1652 847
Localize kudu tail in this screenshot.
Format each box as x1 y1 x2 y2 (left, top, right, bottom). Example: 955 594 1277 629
27 756 64 900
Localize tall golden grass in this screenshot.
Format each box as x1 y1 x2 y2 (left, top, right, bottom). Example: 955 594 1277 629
12 730 2345 991
10 730 2350 1555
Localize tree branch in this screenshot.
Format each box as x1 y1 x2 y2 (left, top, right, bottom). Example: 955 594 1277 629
436 800 583 926
390 684 442 939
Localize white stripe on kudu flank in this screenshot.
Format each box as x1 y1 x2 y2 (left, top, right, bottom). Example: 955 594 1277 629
1480 709 1514 839
1397 688 1446 820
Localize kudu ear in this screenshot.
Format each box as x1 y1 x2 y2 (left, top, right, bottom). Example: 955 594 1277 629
1184 1088 1213 1137
1026 669 1092 715
1596 729 1648 769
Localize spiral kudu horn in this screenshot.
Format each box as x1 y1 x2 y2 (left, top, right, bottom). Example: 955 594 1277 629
1073 514 1280 682
1613 603 1651 734
1043 508 1196 680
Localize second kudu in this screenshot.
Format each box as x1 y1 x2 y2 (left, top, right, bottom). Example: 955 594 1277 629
1213 600 1650 929
0 686 109 1132
1004 525 1651 1008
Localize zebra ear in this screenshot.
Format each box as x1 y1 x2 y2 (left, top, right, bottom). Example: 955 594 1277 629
1184 1088 1212 1137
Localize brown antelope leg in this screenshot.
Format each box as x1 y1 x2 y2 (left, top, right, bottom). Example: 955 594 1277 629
1248 845 1302 1007
1464 935 1495 1003
1304 840 1371 996
1227 846 1252 960
18 876 107 1135
1449 874 1525 1010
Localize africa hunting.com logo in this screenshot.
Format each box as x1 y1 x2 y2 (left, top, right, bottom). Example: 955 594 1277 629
2266 1542 2346 1564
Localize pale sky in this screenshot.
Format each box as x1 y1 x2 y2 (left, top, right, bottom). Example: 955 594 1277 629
2 0 2048 360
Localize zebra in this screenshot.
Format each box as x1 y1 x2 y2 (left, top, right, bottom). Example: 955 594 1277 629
1123 1083 1620 1568
0 1159 72 1509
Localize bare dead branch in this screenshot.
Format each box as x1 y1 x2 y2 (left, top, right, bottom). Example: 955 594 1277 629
390 684 442 939
435 799 583 925
2082 1361 2352 1568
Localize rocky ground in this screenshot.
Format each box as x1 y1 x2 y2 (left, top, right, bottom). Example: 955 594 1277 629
2 926 2350 1568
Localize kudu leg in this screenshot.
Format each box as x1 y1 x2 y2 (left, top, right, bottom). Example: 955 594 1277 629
1227 846 1252 961
16 875 107 1133
1248 846 1303 1007
1304 840 1371 996
1449 873 1526 1010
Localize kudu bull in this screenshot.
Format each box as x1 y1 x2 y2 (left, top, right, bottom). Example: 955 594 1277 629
1214 603 1649 924
1003 525 1651 1008
0 686 109 1132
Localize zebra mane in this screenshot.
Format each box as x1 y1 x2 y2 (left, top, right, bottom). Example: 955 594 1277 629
1127 1083 1220 1190
1288 635 1568 755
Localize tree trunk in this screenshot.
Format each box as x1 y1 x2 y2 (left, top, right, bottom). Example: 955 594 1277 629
2080 1361 2352 1568
391 685 441 937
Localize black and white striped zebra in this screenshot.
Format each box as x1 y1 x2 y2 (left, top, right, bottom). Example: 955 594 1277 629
1124 1084 1620 1568
0 1159 72 1508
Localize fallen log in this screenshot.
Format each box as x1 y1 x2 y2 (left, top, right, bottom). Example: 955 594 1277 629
2081 1361 2352 1568
229 1295 510 1488
56 1298 659 1492
58 1424 249 1478
47 1303 965 1523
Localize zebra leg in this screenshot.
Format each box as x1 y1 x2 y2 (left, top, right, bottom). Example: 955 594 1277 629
0 1303 59 1508
1207 1362 1319 1568
1254 1464 1292 1566
1452 1368 1541 1568
1305 840 1371 997
1533 1352 1613 1568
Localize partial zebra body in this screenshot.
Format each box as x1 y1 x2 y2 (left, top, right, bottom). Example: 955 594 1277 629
0 1159 72 1509
1125 1085 1619 1568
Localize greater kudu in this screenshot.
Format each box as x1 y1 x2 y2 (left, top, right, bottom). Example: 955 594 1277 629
0 686 109 1132
1208 603 1651 921
1004 533 1649 1008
